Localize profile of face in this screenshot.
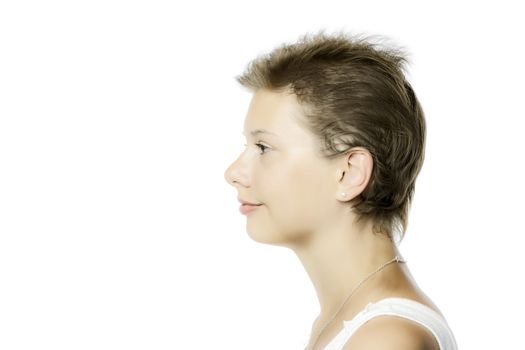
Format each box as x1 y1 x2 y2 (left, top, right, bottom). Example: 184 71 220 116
224 89 345 247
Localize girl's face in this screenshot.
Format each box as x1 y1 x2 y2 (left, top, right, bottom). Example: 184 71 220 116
224 89 340 247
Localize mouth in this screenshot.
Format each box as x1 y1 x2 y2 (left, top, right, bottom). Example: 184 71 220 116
239 203 263 215
238 198 263 206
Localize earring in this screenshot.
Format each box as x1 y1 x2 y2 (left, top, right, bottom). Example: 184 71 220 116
341 192 347 197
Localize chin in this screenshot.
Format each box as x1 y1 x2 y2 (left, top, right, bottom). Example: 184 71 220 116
245 225 302 248
246 228 282 245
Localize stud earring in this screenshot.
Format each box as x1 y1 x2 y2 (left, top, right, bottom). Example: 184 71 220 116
341 192 347 197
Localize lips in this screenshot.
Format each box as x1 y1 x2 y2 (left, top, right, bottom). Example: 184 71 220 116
239 203 262 215
238 198 262 206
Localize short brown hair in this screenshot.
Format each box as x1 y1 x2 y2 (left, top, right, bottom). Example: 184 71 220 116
235 30 426 242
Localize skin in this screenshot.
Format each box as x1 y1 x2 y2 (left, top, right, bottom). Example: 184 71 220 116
224 88 441 350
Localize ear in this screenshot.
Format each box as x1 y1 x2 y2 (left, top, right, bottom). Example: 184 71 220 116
336 147 374 202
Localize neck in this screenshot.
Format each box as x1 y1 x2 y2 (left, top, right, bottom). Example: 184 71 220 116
291 219 401 318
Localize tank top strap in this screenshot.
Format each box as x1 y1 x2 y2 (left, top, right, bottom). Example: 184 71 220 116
322 297 458 350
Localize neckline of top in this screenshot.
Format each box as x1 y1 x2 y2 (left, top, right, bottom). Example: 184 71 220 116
342 297 443 325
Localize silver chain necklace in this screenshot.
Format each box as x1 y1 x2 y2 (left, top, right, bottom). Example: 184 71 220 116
305 255 406 350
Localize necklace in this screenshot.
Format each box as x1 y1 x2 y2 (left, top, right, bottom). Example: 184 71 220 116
306 255 406 350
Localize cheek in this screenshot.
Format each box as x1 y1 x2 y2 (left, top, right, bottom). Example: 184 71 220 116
246 165 330 245
278 165 326 218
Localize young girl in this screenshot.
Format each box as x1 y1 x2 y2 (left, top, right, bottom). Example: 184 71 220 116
224 30 458 350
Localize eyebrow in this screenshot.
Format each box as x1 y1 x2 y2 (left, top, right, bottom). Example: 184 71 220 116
242 129 279 137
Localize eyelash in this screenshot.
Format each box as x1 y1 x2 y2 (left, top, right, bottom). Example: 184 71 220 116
244 142 270 155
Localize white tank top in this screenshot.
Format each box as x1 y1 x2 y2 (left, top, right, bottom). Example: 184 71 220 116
312 297 458 350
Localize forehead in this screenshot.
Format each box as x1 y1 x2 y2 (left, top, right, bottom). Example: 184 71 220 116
243 89 308 137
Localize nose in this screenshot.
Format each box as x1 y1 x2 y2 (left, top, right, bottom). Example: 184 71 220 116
224 156 245 188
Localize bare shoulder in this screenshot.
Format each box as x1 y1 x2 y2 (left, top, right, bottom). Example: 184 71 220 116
342 315 440 350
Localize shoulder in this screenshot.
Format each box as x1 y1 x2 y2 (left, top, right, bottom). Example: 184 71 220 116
342 315 440 350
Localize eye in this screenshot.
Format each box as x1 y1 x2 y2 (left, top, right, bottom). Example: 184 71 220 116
255 142 269 154
243 142 270 155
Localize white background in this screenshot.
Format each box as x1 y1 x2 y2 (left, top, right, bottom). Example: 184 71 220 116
1 0 523 349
